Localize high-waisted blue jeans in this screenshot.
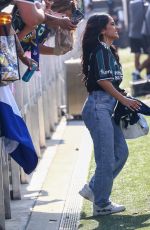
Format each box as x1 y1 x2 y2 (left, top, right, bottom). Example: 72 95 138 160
82 91 128 208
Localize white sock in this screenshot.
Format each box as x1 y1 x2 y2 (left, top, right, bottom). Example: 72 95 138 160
133 69 140 75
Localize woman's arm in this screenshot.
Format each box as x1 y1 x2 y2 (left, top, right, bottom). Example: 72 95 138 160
17 25 35 40
39 44 67 55
39 44 55 55
15 1 76 30
15 1 45 27
14 29 37 67
98 80 141 111
44 14 76 30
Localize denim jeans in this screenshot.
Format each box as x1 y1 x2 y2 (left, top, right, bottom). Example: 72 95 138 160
82 91 128 208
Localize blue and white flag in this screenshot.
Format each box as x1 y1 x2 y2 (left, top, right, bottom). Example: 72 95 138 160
0 85 38 174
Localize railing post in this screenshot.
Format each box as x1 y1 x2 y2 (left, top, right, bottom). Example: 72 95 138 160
10 158 21 200
0 138 5 230
2 153 11 219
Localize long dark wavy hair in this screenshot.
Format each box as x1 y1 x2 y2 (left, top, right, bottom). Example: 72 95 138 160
82 13 119 78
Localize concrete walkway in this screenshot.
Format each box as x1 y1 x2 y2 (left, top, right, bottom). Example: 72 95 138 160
5 118 93 230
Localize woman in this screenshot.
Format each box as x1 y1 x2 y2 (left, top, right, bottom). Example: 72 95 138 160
79 14 141 216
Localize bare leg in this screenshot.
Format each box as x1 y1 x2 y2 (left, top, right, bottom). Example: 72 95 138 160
139 55 150 74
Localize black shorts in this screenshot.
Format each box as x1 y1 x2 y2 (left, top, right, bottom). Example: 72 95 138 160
129 38 149 54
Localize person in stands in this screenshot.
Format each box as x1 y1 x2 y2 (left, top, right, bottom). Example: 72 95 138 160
128 0 150 81
0 0 76 41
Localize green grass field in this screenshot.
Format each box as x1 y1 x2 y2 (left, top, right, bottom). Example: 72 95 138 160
79 48 150 230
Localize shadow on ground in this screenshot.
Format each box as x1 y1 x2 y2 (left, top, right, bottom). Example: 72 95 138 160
79 212 150 230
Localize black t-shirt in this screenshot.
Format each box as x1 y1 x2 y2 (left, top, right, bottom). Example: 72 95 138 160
86 42 123 93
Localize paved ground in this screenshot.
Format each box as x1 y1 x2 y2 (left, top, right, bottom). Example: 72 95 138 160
5 117 93 230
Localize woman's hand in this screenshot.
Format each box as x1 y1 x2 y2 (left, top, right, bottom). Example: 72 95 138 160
59 17 77 30
20 56 38 70
98 80 142 111
45 14 76 30
120 96 142 111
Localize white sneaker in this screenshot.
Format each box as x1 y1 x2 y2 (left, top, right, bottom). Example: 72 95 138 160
93 202 125 216
146 74 150 80
79 184 94 202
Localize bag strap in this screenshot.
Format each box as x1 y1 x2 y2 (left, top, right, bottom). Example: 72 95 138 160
31 29 39 67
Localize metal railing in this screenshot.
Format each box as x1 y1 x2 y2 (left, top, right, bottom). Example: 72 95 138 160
0 21 84 229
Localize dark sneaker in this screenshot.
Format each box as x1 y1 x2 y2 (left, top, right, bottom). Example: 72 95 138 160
132 72 142 81
93 202 125 216
79 184 94 202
